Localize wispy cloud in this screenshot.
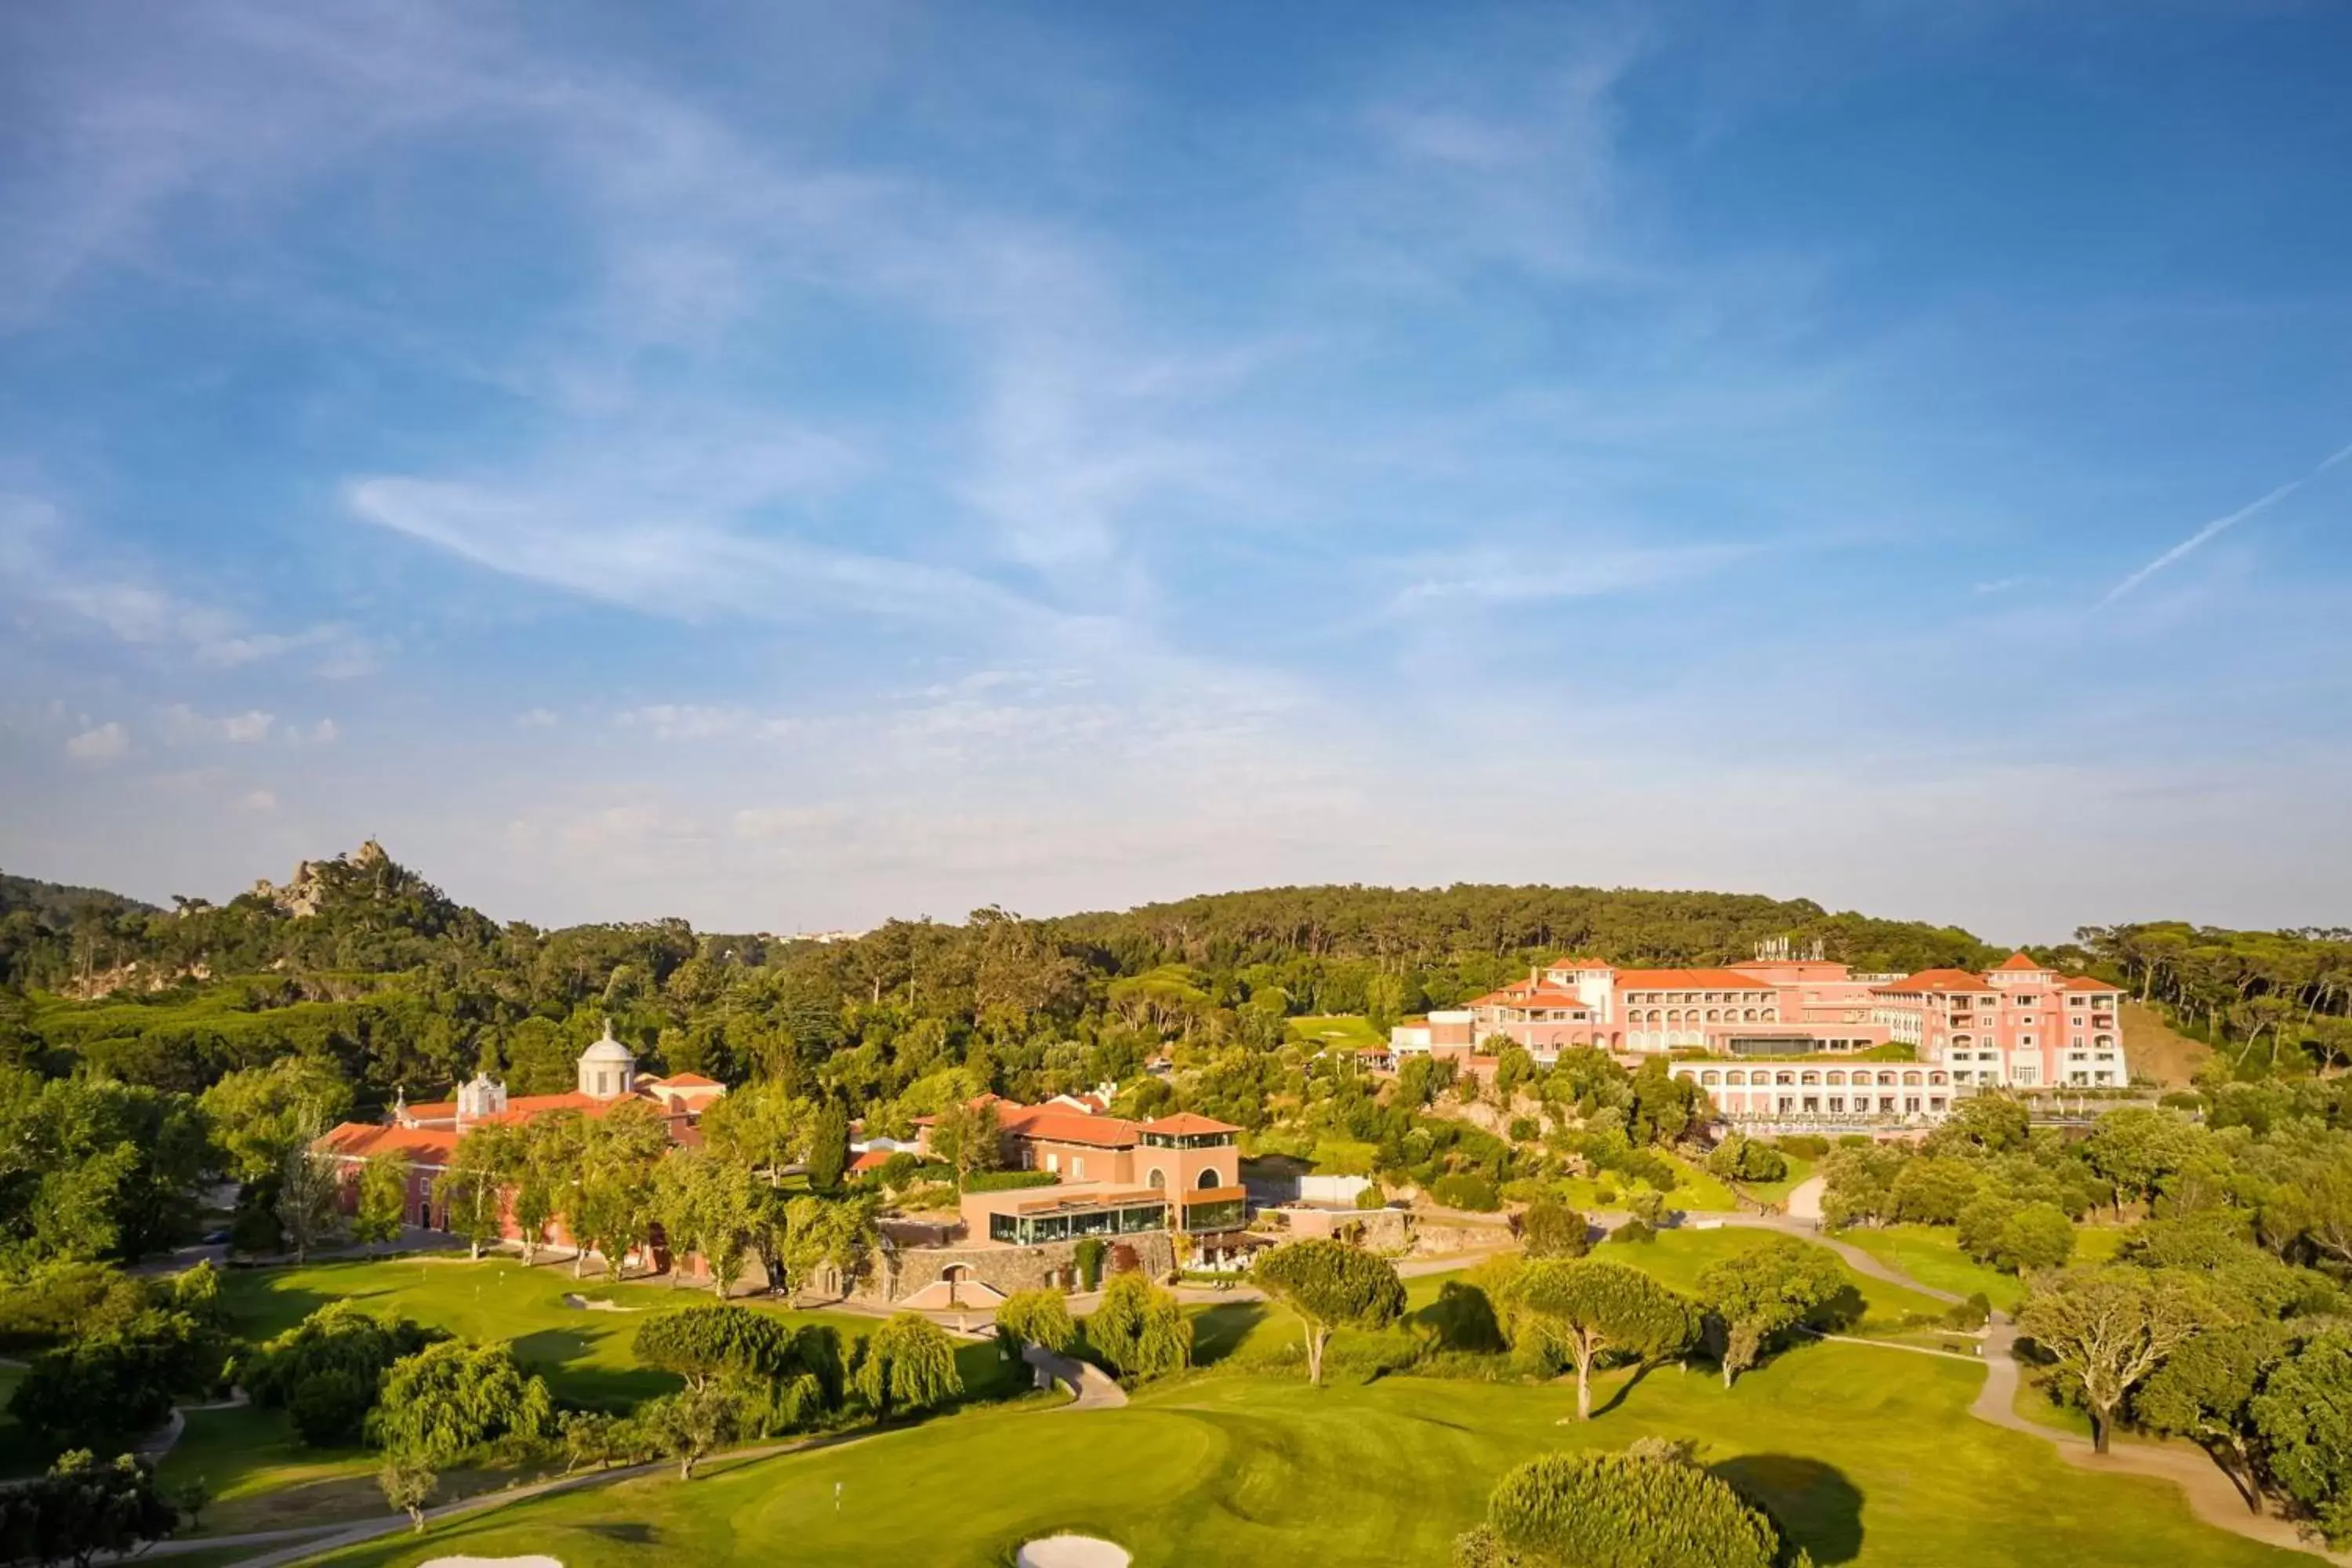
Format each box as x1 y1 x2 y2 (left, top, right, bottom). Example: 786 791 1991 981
1388 541 1756 611
64 721 129 762
0 492 371 673
2100 439 2352 607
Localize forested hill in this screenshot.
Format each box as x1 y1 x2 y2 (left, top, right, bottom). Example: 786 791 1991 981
1 869 158 926
1055 884 1999 976
2 840 2345 1116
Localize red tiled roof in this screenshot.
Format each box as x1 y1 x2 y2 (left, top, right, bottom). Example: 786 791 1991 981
1994 953 2045 971
1008 1110 1140 1149
848 1149 895 1174
648 1072 723 1089
1545 956 1613 970
1139 1112 1240 1135
315 1122 457 1161
1613 968 1776 991
2062 975 2121 993
400 1100 460 1121
1468 982 1592 1010
1875 968 1994 994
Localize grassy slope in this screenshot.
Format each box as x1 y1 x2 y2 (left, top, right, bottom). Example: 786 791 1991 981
304 1340 2301 1568
1835 1224 2127 1316
2122 1001 2212 1088
1285 1014 1385 1050
183 1255 1017 1535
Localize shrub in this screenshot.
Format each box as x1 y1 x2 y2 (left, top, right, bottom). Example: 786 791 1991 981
1519 1200 1590 1259
1073 1236 1109 1291
1355 1182 1390 1211
1431 1173 1501 1212
1704 1135 1788 1185
1457 1444 1786 1567
1626 1190 1670 1229
1946 1293 1993 1330
1508 1116 1541 1143
1775 1134 1831 1160
1594 1185 1619 1207
1610 1219 1657 1246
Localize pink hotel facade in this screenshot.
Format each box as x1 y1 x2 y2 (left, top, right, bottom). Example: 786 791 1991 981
1388 950 2126 1123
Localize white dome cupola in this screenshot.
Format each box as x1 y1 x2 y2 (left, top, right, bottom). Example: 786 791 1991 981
578 1020 637 1100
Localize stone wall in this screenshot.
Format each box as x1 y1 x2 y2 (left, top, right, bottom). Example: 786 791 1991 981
862 1232 1176 1304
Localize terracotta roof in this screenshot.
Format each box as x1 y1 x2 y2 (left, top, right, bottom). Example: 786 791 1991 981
645 1071 724 1089
1613 968 1776 991
1545 956 1613 970
1994 952 2046 971
2063 976 2121 993
848 1149 895 1174
315 1122 457 1161
400 1099 460 1122
1468 983 1592 1010
1139 1112 1240 1136
1875 968 1995 994
1008 1109 1142 1149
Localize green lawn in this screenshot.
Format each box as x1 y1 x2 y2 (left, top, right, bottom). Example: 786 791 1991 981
192 1255 1023 1534
1285 1014 1384 1050
216 1257 905 1410
1835 1226 2031 1312
303 1338 2303 1567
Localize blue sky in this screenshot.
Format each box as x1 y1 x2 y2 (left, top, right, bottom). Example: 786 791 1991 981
3 1 2350 941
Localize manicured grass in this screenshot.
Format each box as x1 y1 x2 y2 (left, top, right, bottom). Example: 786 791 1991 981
1740 1155 1818 1207
303 1338 2303 1567
216 1256 899 1410
1835 1226 2029 1312
158 1403 377 1536
1285 1014 1384 1049
195 1255 1023 1534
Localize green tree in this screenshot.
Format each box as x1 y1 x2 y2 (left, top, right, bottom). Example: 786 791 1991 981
434 1124 521 1262
1519 1200 1590 1259
370 1341 553 1466
1086 1272 1192 1382
1704 1136 1788 1185
852 1313 964 1417
993 1288 1077 1356
243 1301 441 1448
807 1101 851 1193
198 1058 353 1184
274 1142 343 1264
379 1455 435 1534
633 1305 797 1390
2018 1267 2207 1453
2138 1320 2290 1513
1253 1240 1407 1386
1697 1236 1847 1388
352 1150 409 1244
2249 1327 2352 1542
929 1100 1003 1193
1500 1259 1696 1421
0 1450 180 1567
637 1379 739 1480
2083 1108 2203 1218
1454 1443 1789 1568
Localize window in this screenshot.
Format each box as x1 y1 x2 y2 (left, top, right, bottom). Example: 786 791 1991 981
1197 1167 1222 1189
1072 1156 1087 1181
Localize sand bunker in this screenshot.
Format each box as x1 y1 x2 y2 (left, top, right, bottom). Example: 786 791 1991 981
1016 1537 1132 1568
559 1293 639 1312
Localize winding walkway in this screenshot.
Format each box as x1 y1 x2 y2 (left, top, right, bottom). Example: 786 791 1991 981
1696 1198 2345 1563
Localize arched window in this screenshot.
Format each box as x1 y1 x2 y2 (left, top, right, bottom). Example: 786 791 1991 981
1700 1071 1722 1086
1762 1010 1778 1022
1902 1072 1922 1087
1826 1071 1847 1086
1744 1008 1759 1022
1800 1071 1820 1085
1775 1071 1795 1086
1147 1167 1166 1189
1197 1167 1221 1189
1725 1070 1746 1086
1877 1071 1898 1086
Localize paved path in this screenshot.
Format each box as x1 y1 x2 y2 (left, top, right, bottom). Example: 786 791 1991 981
1023 1344 1128 1410
1694 1210 2342 1563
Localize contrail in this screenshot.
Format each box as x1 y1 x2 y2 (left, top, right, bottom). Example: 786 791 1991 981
2099 438 2352 608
